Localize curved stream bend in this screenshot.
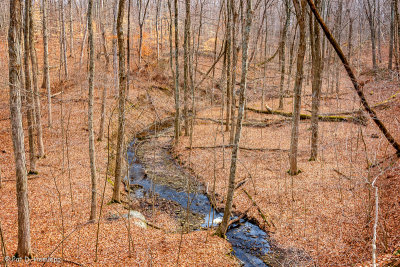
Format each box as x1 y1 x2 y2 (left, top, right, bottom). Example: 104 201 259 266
125 134 271 266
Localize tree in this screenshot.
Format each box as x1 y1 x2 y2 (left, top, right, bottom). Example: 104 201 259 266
306 0 400 155
29 1 44 158
278 0 291 110
23 0 37 174
289 0 307 176
88 0 97 221
137 0 150 65
112 0 127 203
183 0 191 136
42 0 52 127
363 0 378 71
216 0 254 237
8 0 33 258
173 0 181 143
309 0 322 161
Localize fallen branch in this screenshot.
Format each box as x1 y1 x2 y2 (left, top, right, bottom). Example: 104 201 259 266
246 105 367 125
242 189 275 231
227 207 251 228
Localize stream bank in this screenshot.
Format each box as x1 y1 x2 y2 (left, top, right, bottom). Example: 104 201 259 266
123 127 282 266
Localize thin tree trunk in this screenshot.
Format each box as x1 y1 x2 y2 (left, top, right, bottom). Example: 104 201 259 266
61 0 68 78
225 0 232 132
229 1 238 144
24 0 37 174
183 0 190 136
87 0 97 221
112 1 118 94
69 0 74 57
29 4 44 158
389 0 395 70
112 0 127 203
9 0 33 258
278 0 291 109
310 0 322 161
216 0 253 237
289 0 307 176
173 0 180 143
42 0 52 127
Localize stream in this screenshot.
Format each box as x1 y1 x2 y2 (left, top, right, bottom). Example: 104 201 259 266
125 134 272 266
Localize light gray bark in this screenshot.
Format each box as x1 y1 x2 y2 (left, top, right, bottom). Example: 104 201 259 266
42 0 52 127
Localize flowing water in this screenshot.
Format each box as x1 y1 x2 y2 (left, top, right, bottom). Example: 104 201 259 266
126 136 271 266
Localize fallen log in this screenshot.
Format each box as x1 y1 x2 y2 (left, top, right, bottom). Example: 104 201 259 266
246 105 367 125
185 145 289 153
195 117 287 128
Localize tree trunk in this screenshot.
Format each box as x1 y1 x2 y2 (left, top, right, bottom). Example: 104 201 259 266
216 0 253 237
112 0 127 203
310 0 322 161
88 0 97 220
183 0 190 136
112 0 118 94
29 3 44 158
289 0 307 176
278 0 291 110
225 0 232 133
24 0 37 174
69 0 74 57
42 0 52 127
60 0 68 78
9 0 33 258
364 0 377 71
229 0 238 144
173 0 181 143
389 0 395 70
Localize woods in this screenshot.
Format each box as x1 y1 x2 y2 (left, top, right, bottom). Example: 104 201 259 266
1 0 400 266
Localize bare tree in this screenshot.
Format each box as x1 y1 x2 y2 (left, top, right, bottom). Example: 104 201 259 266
216 0 254 237
309 0 322 161
173 0 181 143
278 0 291 110
389 0 395 70
88 0 97 220
24 0 37 174
137 0 150 65
8 0 33 257
42 0 52 127
29 2 44 158
112 0 127 203
363 0 378 71
289 0 307 176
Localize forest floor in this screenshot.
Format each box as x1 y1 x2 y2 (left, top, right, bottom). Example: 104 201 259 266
0 34 400 266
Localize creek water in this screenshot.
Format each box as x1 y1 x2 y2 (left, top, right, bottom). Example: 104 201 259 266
126 138 271 266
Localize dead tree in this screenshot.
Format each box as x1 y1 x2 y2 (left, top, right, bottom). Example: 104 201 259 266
9 0 33 258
